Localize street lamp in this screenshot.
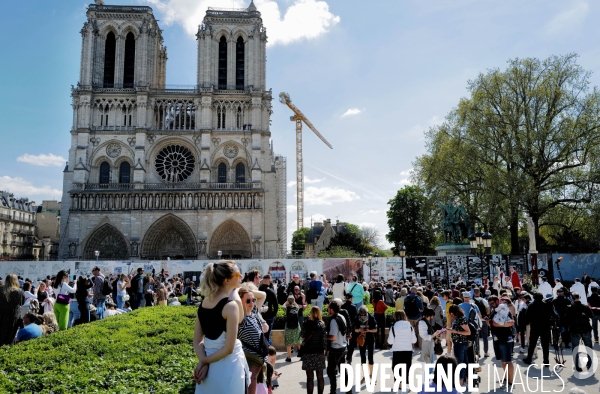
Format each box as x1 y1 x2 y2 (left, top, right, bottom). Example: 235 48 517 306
361 254 366 282
365 252 379 282
399 243 406 279
470 228 492 279
94 250 99 263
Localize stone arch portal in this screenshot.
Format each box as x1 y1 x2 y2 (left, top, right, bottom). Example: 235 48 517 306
141 214 197 259
209 219 251 259
83 224 129 260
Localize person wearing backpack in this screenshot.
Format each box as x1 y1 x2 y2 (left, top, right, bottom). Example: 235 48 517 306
403 286 424 349
566 292 593 372
458 292 482 368
91 266 106 319
283 295 302 362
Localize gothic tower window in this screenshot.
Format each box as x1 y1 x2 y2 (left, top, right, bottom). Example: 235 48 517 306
236 163 245 183
218 36 227 89
123 32 135 88
99 162 110 184
119 162 131 184
236 106 242 129
236 37 245 90
218 163 227 183
103 32 116 88
217 106 226 130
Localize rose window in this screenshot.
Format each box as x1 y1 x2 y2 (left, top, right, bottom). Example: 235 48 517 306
155 145 195 182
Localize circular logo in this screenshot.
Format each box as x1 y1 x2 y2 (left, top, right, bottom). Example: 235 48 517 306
572 345 599 380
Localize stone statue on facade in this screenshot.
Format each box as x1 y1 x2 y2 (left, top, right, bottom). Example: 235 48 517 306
527 216 537 253
437 197 470 244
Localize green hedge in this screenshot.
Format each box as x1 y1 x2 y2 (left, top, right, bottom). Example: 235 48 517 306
0 307 198 394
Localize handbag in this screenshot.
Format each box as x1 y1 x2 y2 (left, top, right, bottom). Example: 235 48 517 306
122 294 130 302
356 332 366 347
298 334 313 357
56 284 70 305
434 338 443 355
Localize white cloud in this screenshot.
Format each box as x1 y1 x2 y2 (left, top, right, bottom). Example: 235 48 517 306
393 178 412 186
341 108 362 118
287 204 297 212
16 153 66 167
545 1 588 36
362 209 382 215
399 168 413 176
0 176 61 198
146 0 340 47
305 186 359 205
287 176 324 188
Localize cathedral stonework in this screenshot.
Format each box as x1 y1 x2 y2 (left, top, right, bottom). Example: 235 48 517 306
59 2 287 260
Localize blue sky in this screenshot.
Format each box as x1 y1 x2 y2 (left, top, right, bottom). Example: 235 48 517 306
1 0 600 249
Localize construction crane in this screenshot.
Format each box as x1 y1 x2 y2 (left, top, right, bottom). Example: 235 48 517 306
279 92 333 230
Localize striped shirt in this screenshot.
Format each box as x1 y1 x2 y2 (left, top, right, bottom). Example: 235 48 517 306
237 308 266 361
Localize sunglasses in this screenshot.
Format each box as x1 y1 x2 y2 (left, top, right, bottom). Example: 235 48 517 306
246 298 257 304
230 272 242 279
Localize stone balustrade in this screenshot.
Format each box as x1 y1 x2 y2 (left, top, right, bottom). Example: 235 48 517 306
71 181 261 191
70 190 263 211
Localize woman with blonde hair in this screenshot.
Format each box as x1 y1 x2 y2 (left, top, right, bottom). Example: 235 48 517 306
41 311 59 335
429 296 444 331
116 273 130 309
302 305 327 394
194 261 247 393
0 274 24 346
237 285 268 394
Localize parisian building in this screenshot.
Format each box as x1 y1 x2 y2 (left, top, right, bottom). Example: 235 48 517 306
0 192 40 260
59 1 287 260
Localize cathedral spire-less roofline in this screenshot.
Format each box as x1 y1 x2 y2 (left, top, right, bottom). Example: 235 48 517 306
248 0 257 11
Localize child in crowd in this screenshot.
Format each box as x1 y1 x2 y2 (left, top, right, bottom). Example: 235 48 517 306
122 301 132 312
268 346 281 390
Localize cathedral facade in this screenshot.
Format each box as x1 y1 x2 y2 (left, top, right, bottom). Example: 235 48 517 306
58 2 287 260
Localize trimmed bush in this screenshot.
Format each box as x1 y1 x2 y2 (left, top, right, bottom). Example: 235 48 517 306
0 307 198 393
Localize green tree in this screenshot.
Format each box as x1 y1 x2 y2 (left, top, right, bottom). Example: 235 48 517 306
318 246 360 258
415 54 600 253
386 185 436 256
291 227 310 252
326 231 372 255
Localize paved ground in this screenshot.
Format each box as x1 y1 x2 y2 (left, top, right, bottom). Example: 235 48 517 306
273 339 600 393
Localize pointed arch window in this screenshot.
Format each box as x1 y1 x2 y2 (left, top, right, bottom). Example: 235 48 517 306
236 163 245 183
236 37 245 90
119 162 131 184
123 32 135 88
103 32 116 88
99 162 110 184
236 106 242 129
218 36 227 90
218 163 227 183
217 106 226 130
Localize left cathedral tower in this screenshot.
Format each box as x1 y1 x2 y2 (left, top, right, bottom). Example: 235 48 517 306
59 2 287 261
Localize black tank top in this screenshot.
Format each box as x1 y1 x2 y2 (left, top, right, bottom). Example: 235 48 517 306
197 297 233 340
294 293 304 311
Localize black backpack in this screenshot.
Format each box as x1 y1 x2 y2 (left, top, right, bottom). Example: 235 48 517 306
568 305 591 334
286 306 299 329
404 296 419 317
101 277 113 296
473 298 488 319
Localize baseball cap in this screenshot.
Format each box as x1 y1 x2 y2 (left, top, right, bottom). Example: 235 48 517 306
462 291 471 298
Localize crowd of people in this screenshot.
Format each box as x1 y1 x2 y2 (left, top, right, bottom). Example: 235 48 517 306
1 263 599 394
193 264 599 394
0 267 198 346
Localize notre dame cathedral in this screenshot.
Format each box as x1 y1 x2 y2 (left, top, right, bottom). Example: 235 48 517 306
58 1 287 261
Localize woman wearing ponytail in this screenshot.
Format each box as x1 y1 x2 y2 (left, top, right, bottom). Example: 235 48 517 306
194 261 249 393
53 270 76 331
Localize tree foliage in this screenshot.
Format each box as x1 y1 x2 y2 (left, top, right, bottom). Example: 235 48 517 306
386 185 436 256
360 226 382 249
414 54 600 253
291 227 310 252
318 246 360 258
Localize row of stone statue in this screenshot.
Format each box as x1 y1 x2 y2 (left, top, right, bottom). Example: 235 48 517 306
70 191 263 211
